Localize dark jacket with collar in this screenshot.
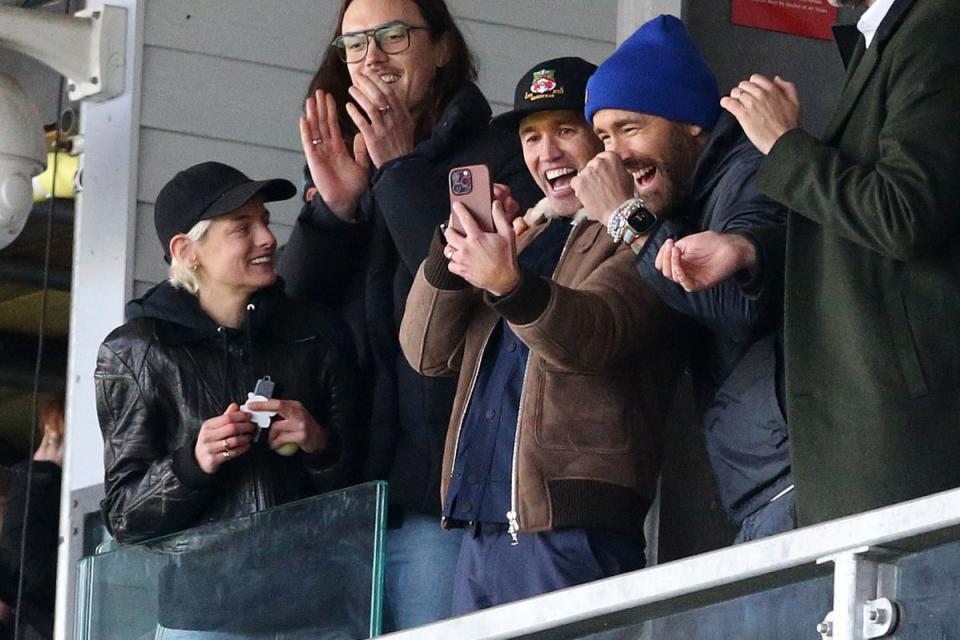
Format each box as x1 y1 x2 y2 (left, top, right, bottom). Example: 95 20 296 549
401 205 685 537
96 281 359 544
746 0 960 524
635 113 791 526
278 82 540 517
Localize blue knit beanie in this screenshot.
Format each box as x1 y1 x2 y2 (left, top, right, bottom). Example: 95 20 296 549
585 15 721 130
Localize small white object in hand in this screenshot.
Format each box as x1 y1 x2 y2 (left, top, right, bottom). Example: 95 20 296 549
241 393 276 430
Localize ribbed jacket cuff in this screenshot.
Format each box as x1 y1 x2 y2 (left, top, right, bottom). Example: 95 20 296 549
172 443 215 489
487 269 550 326
548 479 651 538
423 229 468 290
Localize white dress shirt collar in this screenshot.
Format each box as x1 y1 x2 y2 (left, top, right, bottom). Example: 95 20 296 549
858 0 898 48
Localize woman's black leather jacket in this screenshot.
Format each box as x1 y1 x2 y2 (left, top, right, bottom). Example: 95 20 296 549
96 280 360 544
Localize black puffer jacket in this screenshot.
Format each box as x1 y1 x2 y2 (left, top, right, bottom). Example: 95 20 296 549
96 281 359 544
278 82 540 517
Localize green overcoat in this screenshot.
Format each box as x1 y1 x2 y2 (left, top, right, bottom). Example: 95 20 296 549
749 0 960 525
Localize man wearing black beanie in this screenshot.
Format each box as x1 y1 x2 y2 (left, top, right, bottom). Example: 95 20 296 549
401 56 685 613
571 15 794 543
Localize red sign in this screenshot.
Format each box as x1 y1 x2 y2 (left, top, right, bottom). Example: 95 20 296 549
731 0 838 41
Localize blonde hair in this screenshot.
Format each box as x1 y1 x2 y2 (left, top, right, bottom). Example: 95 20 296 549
167 219 212 294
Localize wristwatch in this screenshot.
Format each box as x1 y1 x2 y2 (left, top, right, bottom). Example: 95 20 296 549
607 197 657 246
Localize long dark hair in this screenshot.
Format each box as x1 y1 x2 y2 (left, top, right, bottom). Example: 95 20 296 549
306 0 477 142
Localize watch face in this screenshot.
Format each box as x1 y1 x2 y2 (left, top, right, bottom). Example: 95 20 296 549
626 205 657 235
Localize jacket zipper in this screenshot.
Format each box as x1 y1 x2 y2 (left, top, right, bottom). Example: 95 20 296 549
244 303 267 513
506 218 582 545
229 304 266 512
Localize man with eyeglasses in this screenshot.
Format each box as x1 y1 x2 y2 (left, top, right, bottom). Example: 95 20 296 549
278 0 541 631
332 22 430 64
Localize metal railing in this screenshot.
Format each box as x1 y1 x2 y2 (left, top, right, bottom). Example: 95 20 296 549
379 486 960 640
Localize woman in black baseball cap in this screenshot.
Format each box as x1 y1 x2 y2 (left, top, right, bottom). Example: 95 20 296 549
94 161 361 636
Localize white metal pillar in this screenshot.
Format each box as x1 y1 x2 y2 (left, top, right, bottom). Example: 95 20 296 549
56 1 143 638
616 0 682 43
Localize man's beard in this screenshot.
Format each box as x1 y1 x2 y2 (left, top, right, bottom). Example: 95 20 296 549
638 126 700 220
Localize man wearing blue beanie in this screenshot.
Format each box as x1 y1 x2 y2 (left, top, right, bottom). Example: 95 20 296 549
571 15 795 543
657 0 960 528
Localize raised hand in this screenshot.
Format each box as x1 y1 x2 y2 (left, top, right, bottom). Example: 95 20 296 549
570 151 635 225
345 74 416 168
444 200 521 296
655 231 758 292
300 89 370 221
194 403 256 474
721 74 800 155
245 399 328 456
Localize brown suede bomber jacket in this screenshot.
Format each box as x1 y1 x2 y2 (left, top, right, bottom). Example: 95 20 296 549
399 205 687 537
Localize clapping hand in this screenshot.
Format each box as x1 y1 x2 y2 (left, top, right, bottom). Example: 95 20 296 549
300 89 370 221
345 74 416 168
721 74 800 155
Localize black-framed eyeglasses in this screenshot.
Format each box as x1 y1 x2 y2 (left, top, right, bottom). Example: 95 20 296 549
332 22 431 64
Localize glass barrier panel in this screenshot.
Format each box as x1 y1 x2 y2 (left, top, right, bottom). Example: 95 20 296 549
74 481 387 640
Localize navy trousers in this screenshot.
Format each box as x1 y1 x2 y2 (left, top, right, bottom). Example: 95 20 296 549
451 523 646 616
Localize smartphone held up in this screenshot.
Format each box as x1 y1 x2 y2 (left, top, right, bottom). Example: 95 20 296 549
448 164 494 234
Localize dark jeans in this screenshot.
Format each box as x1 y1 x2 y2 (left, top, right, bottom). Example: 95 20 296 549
451 523 646 616
734 488 797 544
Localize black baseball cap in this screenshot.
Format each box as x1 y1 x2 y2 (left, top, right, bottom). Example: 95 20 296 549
490 56 597 130
154 161 296 261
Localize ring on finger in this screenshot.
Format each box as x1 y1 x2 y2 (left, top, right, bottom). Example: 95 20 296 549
444 246 456 260
311 138 322 145
222 449 231 459
377 105 391 113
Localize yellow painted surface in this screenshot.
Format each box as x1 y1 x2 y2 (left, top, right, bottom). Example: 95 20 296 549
0 290 71 337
